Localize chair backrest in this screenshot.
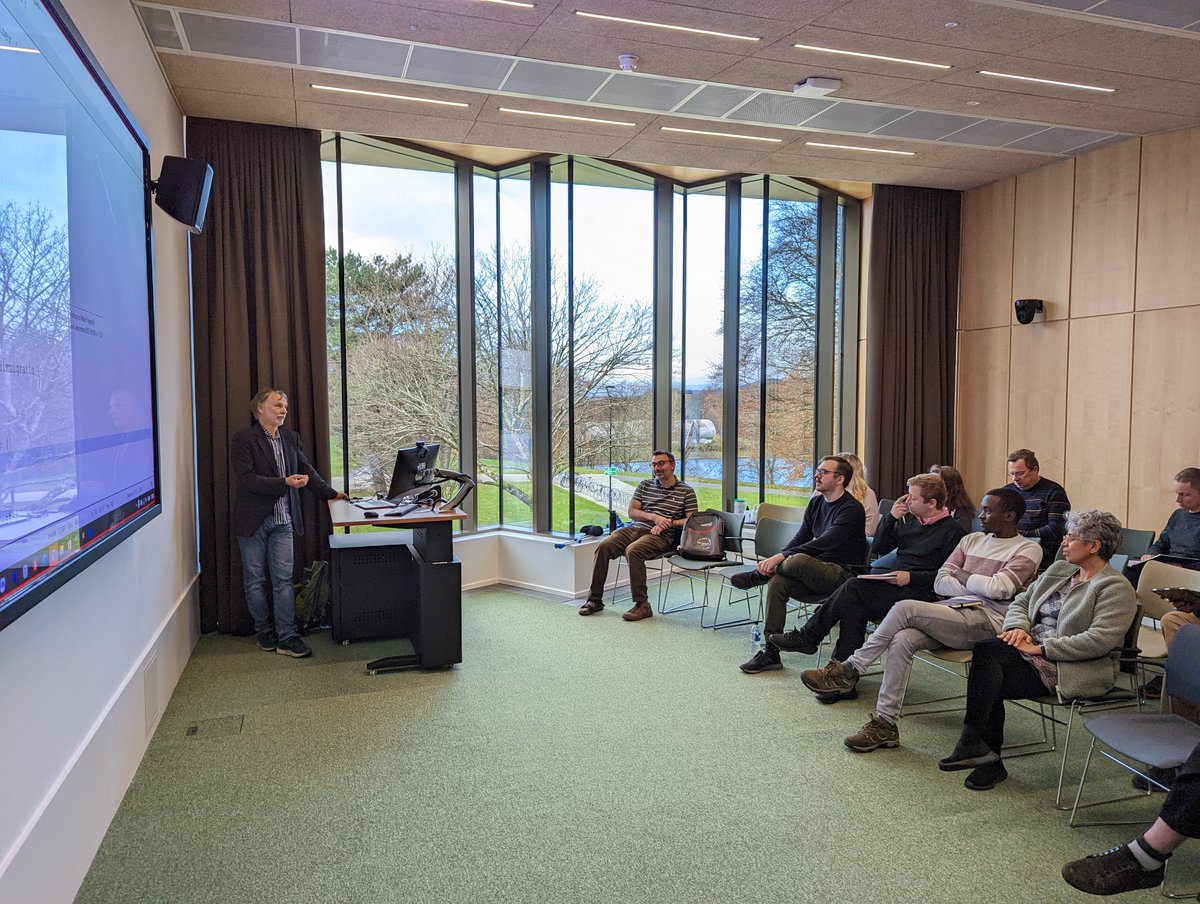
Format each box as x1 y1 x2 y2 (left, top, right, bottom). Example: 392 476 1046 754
718 509 744 553
1136 559 1200 620
877 499 895 518
756 502 805 524
1117 528 1155 559
970 508 982 533
1165 623 1200 707
752 517 801 560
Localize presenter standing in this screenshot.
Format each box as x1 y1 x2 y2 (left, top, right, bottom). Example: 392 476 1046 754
231 388 344 658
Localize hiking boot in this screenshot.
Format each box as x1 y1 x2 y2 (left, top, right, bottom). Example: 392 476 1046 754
800 659 858 696
740 648 782 674
1142 674 1163 700
815 686 859 704
622 602 653 621
730 569 771 590
256 630 278 651
275 636 312 658
1061 844 1165 895
844 713 899 752
964 761 1008 791
938 738 1000 772
578 599 604 616
769 628 819 655
1132 765 1177 792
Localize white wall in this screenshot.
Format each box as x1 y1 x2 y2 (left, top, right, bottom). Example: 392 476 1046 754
0 2 196 901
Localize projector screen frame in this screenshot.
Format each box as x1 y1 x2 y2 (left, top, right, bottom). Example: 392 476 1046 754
0 0 164 632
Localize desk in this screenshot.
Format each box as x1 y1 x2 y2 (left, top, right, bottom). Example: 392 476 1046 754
327 500 466 674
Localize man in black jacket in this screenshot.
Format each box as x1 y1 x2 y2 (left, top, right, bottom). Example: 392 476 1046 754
739 455 866 674
231 388 343 658
768 472 965 664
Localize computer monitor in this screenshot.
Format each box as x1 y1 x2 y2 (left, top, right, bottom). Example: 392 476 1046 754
386 442 440 502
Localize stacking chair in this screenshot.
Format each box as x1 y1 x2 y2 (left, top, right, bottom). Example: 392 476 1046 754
755 502 805 524
898 647 974 717
1069 624 1200 849
608 546 673 610
706 516 799 630
1116 528 1155 561
1132 558 1200 664
658 510 745 618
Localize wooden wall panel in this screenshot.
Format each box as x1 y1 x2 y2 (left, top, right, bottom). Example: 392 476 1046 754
1072 139 1140 319
1013 159 1075 322
959 178 1015 332
1128 307 1200 531
1065 314 1133 522
1007 319 1069 482
1136 130 1200 311
955 327 1011 503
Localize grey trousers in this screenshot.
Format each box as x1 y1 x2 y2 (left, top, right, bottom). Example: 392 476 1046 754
845 599 1001 723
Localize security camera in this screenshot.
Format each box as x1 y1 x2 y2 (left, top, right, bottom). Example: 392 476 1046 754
1014 298 1044 325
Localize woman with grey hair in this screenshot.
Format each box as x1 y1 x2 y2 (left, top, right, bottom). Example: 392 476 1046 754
937 510 1137 790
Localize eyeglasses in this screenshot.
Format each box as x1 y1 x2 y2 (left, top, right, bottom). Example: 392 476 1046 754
1009 469 1033 480
651 460 671 468
814 467 837 477
1063 533 1096 545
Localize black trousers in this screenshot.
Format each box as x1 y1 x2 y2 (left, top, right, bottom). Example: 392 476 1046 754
1162 741 1200 838
803 578 938 661
962 637 1049 755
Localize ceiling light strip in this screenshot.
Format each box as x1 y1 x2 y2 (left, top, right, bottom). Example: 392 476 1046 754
478 0 535 7
662 126 782 143
574 10 759 41
792 43 950 69
502 107 636 126
978 70 1115 93
311 84 470 107
806 141 915 156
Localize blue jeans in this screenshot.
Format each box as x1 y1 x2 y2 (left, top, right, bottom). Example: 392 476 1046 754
238 516 296 641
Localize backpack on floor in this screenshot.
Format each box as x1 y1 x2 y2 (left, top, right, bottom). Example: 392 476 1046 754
677 510 726 561
293 559 331 634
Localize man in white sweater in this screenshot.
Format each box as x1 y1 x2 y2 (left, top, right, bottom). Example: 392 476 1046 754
800 486 1043 753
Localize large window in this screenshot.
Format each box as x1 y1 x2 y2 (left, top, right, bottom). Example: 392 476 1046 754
323 137 859 533
322 136 458 499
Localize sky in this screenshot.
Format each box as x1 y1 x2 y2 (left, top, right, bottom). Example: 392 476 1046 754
321 159 734 385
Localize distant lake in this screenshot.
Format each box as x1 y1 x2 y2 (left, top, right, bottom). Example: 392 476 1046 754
627 457 813 487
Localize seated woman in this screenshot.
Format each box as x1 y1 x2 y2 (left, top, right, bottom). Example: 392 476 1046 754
930 464 976 534
838 451 879 537
937 509 1138 791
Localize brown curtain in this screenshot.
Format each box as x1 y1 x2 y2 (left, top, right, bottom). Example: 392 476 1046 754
189 119 332 635
864 184 961 501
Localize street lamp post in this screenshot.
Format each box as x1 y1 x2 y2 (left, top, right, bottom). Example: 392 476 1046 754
605 384 615 530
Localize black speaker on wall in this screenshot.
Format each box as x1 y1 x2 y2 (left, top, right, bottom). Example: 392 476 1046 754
152 155 213 233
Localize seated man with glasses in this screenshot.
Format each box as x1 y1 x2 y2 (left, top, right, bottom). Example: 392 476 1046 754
1008 448 1071 569
738 455 867 674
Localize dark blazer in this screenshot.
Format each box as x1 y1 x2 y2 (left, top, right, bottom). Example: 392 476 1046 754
230 424 337 537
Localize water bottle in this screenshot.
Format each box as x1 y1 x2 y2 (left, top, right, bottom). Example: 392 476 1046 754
750 623 763 655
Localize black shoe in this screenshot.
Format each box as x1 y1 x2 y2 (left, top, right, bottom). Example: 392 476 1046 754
938 738 1000 772
740 648 782 674
1132 765 1177 792
730 569 771 590
815 686 859 704
1142 674 1164 700
770 628 819 654
275 636 312 658
256 630 278 651
1062 844 1165 895
964 761 1008 791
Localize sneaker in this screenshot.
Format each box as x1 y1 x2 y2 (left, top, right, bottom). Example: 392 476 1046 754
730 569 771 590
815 686 859 704
256 630 278 651
1142 674 1164 700
964 761 1008 791
275 636 312 658
740 648 782 674
800 659 858 696
938 738 1000 772
622 602 653 621
1062 844 1165 895
1132 765 1177 792
844 713 899 752
769 628 819 655
578 599 604 616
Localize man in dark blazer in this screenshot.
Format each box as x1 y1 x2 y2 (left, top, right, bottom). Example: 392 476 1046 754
231 388 343 658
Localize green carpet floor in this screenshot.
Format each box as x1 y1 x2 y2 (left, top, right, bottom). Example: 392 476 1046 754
76 585 1197 903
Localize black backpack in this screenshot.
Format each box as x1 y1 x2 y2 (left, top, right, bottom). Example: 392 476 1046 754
677 510 726 561
293 559 331 634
